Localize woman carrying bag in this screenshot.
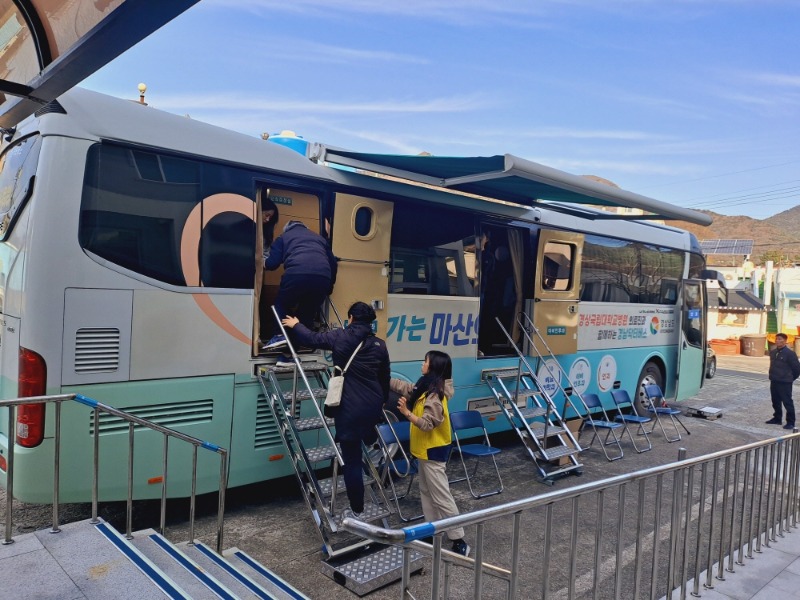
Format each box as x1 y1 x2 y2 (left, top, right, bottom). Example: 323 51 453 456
282 302 390 518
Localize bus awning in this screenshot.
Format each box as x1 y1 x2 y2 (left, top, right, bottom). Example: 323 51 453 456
0 0 199 129
316 148 713 226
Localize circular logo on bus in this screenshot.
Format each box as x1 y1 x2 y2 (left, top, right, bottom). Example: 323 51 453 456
650 317 660 335
568 358 591 395
597 355 617 392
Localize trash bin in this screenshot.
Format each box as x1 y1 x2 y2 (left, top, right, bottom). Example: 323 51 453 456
740 334 767 357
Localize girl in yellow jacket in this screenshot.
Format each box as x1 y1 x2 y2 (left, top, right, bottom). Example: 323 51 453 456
393 350 470 557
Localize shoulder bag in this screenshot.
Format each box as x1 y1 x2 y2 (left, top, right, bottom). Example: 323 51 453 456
324 341 363 415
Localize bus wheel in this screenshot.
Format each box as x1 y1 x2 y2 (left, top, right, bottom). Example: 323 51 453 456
636 362 663 413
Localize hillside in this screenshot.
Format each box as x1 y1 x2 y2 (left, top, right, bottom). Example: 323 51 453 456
674 205 800 264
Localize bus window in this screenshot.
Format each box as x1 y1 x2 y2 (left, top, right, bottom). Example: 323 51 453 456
542 242 573 291
0 134 41 241
80 143 257 288
580 234 684 304
389 202 476 297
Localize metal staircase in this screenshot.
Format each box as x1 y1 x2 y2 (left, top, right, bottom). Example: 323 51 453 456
258 306 423 594
481 314 584 484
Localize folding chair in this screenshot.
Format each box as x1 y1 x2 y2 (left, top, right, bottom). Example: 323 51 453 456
642 384 684 443
374 420 423 522
610 389 652 453
579 393 624 461
448 410 503 498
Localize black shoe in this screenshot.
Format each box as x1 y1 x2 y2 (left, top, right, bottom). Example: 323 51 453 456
784 423 795 430
765 418 782 425
451 539 471 557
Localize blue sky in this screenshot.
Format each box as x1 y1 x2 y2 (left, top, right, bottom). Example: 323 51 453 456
82 0 800 220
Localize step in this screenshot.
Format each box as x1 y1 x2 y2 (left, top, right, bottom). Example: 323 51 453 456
335 502 392 528
270 361 329 374
223 548 311 600
318 474 375 498
294 415 335 431
177 540 279 600
0 519 171 600
516 406 548 419
481 367 522 380
129 529 235 599
321 544 424 596
281 387 327 403
536 445 581 461
526 422 567 439
305 444 339 463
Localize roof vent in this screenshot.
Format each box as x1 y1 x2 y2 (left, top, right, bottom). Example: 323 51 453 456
34 100 67 117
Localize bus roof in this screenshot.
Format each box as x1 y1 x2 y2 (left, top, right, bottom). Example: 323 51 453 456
315 146 712 227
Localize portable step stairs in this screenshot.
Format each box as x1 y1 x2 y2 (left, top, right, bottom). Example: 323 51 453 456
259 308 423 594
482 316 584 484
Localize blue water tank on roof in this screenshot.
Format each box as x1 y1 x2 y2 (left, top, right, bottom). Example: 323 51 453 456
268 130 309 156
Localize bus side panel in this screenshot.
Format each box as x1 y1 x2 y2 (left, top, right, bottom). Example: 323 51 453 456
51 376 235 503
130 289 251 380
385 295 479 363
227 381 306 488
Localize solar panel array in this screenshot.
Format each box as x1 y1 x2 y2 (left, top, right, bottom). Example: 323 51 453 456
699 239 754 255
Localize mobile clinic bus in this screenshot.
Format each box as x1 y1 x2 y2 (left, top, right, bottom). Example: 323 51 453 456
0 88 712 502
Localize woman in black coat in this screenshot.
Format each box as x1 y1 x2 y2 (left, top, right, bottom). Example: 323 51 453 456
282 301 390 517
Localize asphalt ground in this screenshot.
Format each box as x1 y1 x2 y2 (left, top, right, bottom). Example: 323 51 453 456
1 353 783 598
164 353 781 599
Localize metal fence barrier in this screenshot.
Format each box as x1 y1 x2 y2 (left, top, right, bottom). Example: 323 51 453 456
1 393 228 551
345 432 800 599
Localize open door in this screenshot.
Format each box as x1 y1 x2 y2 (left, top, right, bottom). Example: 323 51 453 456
254 187 321 353
530 230 583 356
330 193 393 335
675 279 706 400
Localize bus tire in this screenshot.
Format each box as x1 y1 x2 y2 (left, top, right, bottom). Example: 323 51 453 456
636 362 663 413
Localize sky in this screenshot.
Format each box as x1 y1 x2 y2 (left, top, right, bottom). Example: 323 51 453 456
81 0 800 221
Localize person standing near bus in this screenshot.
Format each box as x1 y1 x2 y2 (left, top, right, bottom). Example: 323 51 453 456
282 302 389 518
263 219 337 349
766 332 800 429
393 350 471 557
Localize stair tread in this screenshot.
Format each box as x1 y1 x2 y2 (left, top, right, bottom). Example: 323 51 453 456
271 361 329 373
305 445 339 462
527 422 567 438
517 406 547 419
537 445 581 460
282 387 327 402
295 416 335 431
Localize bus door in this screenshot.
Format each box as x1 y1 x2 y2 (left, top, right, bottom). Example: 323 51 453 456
530 230 583 357
330 194 393 335
255 187 321 352
675 279 706 400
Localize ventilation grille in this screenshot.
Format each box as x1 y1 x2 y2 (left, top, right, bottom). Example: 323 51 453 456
254 392 285 449
75 328 120 373
34 100 67 117
90 398 214 436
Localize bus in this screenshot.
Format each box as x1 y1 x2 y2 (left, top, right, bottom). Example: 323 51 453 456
0 88 711 503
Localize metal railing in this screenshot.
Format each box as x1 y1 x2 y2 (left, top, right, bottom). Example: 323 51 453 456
2 393 228 551
344 432 800 599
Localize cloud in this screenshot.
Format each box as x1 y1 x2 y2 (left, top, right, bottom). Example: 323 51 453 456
262 39 429 65
151 92 493 114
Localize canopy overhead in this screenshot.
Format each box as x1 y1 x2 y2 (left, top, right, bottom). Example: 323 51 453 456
0 0 199 129
314 147 713 226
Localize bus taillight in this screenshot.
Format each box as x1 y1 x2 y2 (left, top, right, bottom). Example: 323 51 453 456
17 347 47 448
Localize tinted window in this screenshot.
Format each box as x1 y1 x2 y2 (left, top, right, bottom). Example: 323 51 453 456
580 234 684 304
80 144 256 288
0 135 40 241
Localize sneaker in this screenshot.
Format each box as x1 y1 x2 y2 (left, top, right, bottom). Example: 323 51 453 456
765 418 782 425
262 334 287 350
451 539 471 557
784 423 796 430
275 355 295 368
342 508 365 521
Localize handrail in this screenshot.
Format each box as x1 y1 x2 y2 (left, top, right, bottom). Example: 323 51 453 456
1 393 228 552
343 431 800 599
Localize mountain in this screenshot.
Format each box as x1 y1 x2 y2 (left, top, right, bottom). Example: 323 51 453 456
674 206 800 263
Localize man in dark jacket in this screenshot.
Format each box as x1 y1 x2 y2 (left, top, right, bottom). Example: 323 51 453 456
263 220 338 348
766 333 800 429
282 302 390 517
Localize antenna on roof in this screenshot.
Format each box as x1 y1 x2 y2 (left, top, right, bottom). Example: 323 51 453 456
137 83 147 106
